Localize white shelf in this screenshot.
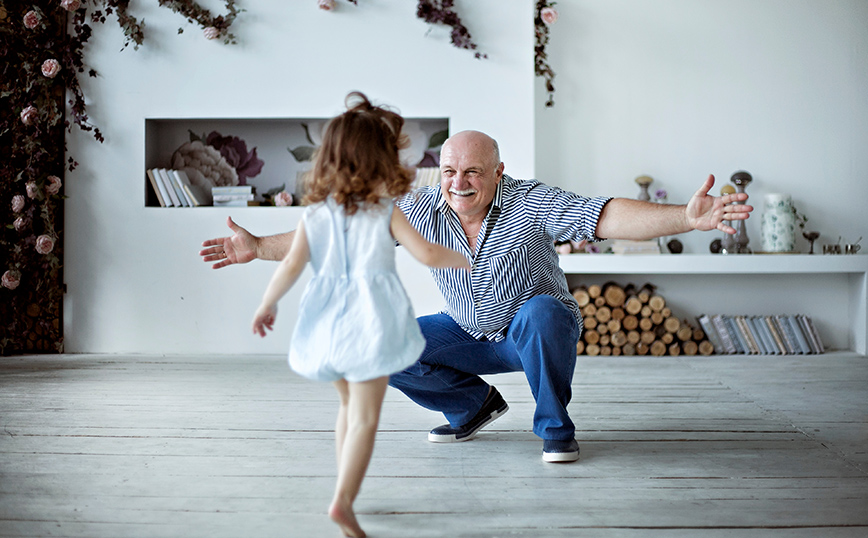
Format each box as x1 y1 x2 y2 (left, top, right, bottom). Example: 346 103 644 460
558 253 868 355
558 253 868 275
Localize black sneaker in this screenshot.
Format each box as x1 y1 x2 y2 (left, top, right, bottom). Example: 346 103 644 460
542 438 580 463
427 387 509 443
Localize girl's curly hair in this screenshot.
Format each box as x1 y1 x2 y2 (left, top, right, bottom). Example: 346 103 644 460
303 92 414 215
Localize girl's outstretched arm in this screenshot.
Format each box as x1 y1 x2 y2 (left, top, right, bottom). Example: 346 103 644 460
390 209 470 270
251 219 311 337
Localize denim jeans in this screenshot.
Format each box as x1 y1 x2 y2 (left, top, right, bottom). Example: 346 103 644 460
389 295 581 441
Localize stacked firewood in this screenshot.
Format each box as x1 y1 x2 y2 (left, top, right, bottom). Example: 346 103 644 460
572 282 713 357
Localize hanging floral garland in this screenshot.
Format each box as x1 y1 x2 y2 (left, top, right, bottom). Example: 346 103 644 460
0 0 241 355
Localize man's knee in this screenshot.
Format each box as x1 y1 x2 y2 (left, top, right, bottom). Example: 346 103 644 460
513 295 580 342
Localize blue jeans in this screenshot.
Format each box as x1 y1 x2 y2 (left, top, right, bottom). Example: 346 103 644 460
389 295 581 441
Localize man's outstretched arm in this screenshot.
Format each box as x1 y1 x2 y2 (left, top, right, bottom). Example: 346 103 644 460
595 175 753 241
199 216 295 269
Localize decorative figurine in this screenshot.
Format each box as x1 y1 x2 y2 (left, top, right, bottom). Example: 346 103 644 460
635 175 653 201
730 171 753 254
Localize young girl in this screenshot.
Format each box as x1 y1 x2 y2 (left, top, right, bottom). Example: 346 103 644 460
251 92 469 538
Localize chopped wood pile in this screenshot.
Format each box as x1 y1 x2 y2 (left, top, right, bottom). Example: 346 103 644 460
572 282 713 357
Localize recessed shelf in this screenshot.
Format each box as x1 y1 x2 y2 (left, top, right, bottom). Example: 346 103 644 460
144 117 449 207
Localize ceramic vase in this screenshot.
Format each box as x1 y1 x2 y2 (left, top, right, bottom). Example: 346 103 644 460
761 193 795 252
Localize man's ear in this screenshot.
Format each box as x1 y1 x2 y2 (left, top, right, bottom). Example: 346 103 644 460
496 162 505 181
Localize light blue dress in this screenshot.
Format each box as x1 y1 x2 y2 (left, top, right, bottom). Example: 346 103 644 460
289 197 426 383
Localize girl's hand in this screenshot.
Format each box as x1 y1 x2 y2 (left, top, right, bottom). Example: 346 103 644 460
252 305 278 337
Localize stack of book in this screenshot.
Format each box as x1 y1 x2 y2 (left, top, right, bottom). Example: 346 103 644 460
212 186 255 207
412 167 441 189
611 239 661 255
696 314 824 355
147 168 211 207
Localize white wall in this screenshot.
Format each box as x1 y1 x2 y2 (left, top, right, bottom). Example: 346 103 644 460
535 0 868 255
64 1 534 354
64 0 868 354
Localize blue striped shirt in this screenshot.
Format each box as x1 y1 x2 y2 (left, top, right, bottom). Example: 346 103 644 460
397 174 612 341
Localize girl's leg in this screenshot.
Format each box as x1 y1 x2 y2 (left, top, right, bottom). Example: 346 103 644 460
329 375 389 538
333 379 349 469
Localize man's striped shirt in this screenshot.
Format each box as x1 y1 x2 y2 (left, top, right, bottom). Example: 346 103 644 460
397 174 612 341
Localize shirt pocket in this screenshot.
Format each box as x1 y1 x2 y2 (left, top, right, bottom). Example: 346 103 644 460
487 245 533 302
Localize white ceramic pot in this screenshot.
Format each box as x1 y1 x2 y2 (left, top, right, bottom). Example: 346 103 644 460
761 193 795 252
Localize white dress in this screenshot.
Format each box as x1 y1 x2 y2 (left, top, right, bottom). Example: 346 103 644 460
288 197 426 382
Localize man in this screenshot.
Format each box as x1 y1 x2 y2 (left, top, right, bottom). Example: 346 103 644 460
200 130 752 463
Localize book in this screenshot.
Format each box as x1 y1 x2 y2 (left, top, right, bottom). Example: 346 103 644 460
213 199 255 207
413 167 441 189
751 316 777 354
723 315 747 354
168 169 194 207
696 314 722 354
772 316 797 354
172 170 210 206
212 186 254 195
735 316 760 354
157 168 182 207
146 169 167 207
785 315 812 354
212 194 255 203
711 314 737 354
764 316 788 354
169 169 192 207
744 315 766 354
802 316 825 354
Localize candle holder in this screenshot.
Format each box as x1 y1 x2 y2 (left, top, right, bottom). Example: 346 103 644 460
719 184 736 255
730 171 753 254
635 175 653 201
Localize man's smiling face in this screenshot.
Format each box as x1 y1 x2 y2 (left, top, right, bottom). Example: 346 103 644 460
439 131 504 223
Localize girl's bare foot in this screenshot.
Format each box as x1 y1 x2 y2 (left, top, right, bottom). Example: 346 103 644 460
329 500 366 538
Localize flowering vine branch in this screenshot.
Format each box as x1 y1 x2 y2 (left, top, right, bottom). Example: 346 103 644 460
415 0 486 60
535 1 558 107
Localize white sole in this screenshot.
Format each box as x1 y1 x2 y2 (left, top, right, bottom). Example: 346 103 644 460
542 450 580 463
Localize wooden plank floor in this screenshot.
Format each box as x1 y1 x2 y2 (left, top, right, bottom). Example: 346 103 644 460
1 353 867 537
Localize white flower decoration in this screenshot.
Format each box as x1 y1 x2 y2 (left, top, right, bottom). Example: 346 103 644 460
171 141 238 188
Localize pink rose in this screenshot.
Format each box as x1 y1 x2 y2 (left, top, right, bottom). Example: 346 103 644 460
13 217 27 232
24 10 40 29
35 235 55 255
203 26 220 40
11 195 25 213
46 175 62 195
26 182 38 199
60 0 81 12
20 105 37 126
2 270 21 290
541 6 559 25
41 59 61 79
318 0 336 10
275 191 293 207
